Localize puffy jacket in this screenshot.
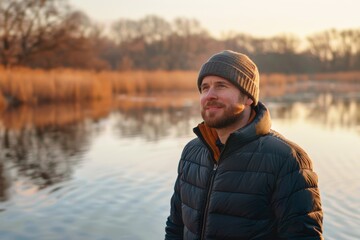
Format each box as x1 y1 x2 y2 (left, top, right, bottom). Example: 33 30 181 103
165 102 323 240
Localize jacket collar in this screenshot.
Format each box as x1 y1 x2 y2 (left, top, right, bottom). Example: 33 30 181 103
193 101 271 161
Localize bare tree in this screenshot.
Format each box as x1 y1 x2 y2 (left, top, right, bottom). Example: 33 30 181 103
222 33 254 54
172 17 208 37
138 15 172 43
308 28 360 71
268 34 300 54
0 0 84 67
111 18 141 44
112 15 172 44
307 29 340 71
338 29 360 70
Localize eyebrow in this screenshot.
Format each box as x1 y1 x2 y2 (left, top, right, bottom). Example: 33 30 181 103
214 80 230 85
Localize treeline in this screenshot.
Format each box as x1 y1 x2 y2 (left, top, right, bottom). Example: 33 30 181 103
1 0 360 73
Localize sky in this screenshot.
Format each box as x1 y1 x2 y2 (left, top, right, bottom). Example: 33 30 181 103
70 0 360 38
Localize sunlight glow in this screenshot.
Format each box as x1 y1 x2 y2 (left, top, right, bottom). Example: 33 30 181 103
70 0 360 37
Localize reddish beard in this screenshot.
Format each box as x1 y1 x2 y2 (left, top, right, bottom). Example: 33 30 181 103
201 100 245 129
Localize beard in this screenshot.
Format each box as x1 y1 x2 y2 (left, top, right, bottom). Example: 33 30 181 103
201 100 246 129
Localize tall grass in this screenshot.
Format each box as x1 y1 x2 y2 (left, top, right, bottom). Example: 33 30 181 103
0 67 198 107
260 72 360 97
113 92 200 112
0 66 359 109
0 67 112 105
102 70 198 94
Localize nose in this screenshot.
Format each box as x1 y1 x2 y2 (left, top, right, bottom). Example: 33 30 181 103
203 87 218 100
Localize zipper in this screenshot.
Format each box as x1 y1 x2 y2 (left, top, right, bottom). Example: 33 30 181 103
199 135 232 240
200 162 218 240
194 126 234 239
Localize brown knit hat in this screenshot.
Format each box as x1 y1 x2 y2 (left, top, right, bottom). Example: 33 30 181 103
198 50 260 106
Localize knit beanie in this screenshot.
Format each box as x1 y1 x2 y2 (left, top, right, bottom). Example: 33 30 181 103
198 50 260 106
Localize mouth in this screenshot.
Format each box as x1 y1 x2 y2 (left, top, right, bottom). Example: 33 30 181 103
204 104 225 114
205 105 222 110
204 102 225 110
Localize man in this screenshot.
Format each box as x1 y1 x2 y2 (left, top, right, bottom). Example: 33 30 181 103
165 50 323 239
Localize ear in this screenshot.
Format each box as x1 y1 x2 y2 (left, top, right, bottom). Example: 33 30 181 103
245 97 253 106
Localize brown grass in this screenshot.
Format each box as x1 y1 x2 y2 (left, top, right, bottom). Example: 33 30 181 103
0 67 198 107
0 66 359 108
103 70 198 94
0 67 113 104
0 92 6 111
0 67 359 130
113 92 200 112
259 72 360 97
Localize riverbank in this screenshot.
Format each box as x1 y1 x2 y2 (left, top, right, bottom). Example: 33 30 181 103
0 66 359 110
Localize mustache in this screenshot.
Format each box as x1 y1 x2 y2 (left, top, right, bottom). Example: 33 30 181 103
204 101 225 108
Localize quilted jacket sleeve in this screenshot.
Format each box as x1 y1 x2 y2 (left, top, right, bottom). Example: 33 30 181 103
272 151 324 240
165 161 184 240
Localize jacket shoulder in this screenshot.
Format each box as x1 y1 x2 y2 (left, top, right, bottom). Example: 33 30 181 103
181 138 207 156
179 137 213 169
260 130 314 173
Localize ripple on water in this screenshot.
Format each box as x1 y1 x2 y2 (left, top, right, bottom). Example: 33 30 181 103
0 170 159 239
321 176 360 240
313 141 360 240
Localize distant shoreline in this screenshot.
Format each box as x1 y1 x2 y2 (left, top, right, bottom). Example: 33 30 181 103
0 67 359 110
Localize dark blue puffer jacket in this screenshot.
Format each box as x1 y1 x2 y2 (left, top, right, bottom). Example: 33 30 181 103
165 102 323 240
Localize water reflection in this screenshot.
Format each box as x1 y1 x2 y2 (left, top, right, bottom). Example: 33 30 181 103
268 93 360 133
0 93 359 197
112 93 199 141
313 94 360 130
112 107 198 141
0 101 112 199
0 92 359 239
2 125 87 188
0 163 8 202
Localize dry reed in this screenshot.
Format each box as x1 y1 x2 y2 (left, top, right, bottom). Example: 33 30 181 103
259 72 360 97
0 66 359 108
0 67 113 105
113 92 199 112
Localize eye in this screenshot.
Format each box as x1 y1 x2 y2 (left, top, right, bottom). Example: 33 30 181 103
200 85 209 93
217 83 227 89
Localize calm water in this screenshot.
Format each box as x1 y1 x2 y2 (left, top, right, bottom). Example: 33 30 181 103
0 92 359 240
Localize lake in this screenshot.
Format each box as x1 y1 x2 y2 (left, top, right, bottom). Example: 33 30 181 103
0 91 359 240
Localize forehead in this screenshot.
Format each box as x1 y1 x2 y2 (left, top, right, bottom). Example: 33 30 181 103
201 75 246 96
201 75 231 85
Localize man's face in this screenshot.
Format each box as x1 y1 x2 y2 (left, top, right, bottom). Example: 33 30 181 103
200 76 248 129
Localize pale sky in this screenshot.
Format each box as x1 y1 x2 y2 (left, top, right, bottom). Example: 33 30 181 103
70 0 360 38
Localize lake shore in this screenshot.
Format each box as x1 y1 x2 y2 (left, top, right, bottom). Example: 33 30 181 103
0 67 359 110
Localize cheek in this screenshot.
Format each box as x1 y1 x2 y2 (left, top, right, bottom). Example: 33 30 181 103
234 103 245 114
200 95 207 107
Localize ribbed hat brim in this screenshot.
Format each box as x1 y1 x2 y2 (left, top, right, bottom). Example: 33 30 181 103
198 61 259 106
